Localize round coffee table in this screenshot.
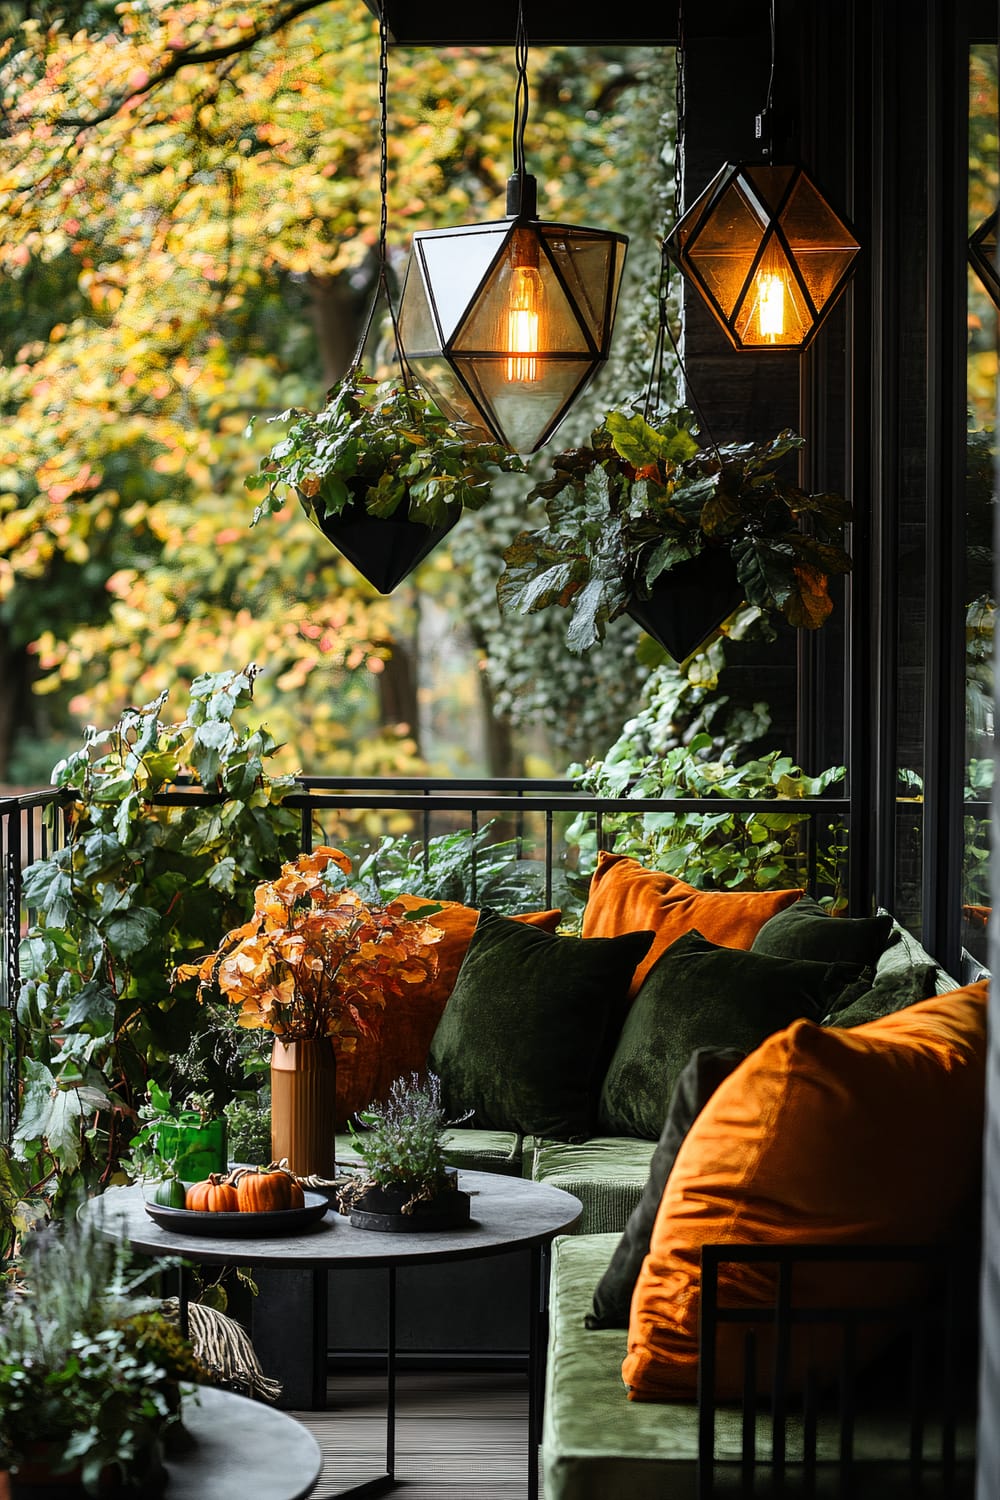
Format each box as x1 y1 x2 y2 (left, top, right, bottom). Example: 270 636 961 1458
0 1388 320 1500
89 1170 582 1500
170 1386 321 1499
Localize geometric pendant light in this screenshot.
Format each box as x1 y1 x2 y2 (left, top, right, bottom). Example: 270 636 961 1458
666 160 860 352
969 208 1000 309
665 0 859 353
400 174 628 453
399 4 628 452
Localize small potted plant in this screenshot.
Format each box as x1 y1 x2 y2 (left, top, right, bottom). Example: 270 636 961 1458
175 846 444 1180
496 399 853 660
338 1072 472 1232
245 369 525 593
0 1211 205 1496
126 1082 228 1208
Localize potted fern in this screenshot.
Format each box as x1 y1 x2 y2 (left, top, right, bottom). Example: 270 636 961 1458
496 400 853 660
245 370 524 594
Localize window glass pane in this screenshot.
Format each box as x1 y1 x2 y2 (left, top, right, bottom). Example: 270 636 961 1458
963 43 997 974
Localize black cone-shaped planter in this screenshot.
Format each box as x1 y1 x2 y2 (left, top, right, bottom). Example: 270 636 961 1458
299 489 459 595
627 548 744 661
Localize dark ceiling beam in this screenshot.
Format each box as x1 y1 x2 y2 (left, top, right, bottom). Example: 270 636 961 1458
361 0 679 46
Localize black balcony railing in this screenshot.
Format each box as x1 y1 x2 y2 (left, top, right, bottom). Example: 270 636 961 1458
0 776 852 1140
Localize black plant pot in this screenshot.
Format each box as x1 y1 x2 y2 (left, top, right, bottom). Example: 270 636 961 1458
349 1169 471 1233
299 488 459 595
627 548 744 662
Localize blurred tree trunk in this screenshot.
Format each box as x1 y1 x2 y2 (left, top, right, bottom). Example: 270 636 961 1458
0 629 31 782
308 271 372 389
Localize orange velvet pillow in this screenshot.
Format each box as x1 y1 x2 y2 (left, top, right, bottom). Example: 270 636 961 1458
333 900 561 1127
623 981 988 1401
582 852 803 997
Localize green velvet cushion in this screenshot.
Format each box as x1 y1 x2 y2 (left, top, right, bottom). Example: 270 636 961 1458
588 1046 744 1329
751 893 893 967
597 931 864 1140
823 916 947 1028
825 965 940 1028
428 909 654 1138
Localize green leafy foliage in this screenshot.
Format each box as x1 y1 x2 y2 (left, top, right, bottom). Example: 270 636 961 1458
0 1210 203 1491
497 402 853 652
12 668 303 1221
344 822 561 911
565 614 848 902
246 370 525 530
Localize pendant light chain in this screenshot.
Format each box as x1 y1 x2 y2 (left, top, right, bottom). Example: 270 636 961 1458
756 0 777 159
511 0 531 209
350 3 413 401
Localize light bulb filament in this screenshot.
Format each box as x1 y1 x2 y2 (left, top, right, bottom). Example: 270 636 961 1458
757 270 786 341
506 265 542 382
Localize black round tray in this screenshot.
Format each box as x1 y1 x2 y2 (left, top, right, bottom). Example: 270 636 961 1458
143 1189 330 1237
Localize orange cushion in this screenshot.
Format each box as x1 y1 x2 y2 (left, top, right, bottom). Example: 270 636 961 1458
623 981 988 1401
333 900 561 1127
582 852 803 997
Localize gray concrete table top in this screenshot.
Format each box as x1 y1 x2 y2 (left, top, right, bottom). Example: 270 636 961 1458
89 1170 583 1268
168 1385 320 1499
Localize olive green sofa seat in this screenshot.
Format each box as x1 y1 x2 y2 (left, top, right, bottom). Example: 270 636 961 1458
525 1135 656 1234
543 1233 976 1500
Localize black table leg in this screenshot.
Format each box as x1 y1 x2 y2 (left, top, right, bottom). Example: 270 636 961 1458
386 1264 397 1480
253 1266 329 1411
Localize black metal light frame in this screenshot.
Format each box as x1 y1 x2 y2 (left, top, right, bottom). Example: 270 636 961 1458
667 158 861 353
968 206 1000 307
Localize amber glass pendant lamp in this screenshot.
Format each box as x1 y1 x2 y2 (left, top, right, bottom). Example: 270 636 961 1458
666 0 859 352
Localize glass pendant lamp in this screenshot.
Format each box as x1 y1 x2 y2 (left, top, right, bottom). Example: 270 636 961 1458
399 8 628 452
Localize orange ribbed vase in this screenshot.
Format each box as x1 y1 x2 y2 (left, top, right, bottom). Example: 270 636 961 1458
270 1036 337 1178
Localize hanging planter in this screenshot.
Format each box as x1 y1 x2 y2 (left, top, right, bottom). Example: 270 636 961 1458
246 372 523 595
242 11 522 591
497 399 853 655
626 547 744 663
298 486 459 596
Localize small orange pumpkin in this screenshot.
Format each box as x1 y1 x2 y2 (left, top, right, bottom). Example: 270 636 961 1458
234 1167 293 1213
185 1174 239 1212
288 1178 306 1210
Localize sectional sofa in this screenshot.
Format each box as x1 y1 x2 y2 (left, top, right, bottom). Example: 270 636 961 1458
332 854 987 1497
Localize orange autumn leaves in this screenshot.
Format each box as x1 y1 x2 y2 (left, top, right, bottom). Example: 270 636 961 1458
175 846 442 1042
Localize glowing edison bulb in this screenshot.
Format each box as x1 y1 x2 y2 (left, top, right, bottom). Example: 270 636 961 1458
506 264 543 382
756 269 787 341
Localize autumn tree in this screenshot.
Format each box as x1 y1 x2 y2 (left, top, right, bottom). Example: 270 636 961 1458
0 1 671 778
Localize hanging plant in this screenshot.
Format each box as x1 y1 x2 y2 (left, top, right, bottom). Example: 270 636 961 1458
246 371 523 569
496 398 853 657
242 6 524 593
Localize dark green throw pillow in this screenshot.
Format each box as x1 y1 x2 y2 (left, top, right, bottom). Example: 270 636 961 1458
428 909 654 1139
587 1046 745 1330
597 930 865 1140
751 893 893 968
824 960 939 1029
